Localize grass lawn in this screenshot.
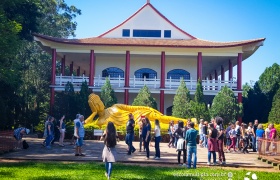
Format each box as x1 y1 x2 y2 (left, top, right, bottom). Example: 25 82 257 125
0 161 279 180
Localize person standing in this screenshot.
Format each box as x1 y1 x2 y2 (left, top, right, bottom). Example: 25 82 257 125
138 116 144 152
247 122 256 152
175 121 186 166
142 117 151 159
202 121 208 148
207 123 218 165
198 119 204 147
227 124 237 152
265 124 271 153
42 116 50 147
154 119 161 159
235 121 242 150
269 124 277 155
185 122 198 169
241 123 249 154
59 115 66 146
168 121 175 148
13 127 30 149
215 116 226 165
45 116 54 149
252 119 259 152
102 122 118 180
126 113 136 155
225 122 232 150
72 114 80 145
256 124 265 153
75 115 85 156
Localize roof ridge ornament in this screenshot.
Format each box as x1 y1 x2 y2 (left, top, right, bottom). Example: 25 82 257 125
147 0 150 4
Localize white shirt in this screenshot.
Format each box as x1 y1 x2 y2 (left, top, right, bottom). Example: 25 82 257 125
235 125 240 132
199 123 203 134
155 125 161 137
73 118 79 136
265 128 270 139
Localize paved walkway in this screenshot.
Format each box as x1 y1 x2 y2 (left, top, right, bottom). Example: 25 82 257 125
0 136 273 170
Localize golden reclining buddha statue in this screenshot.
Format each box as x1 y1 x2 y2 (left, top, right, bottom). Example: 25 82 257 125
85 93 197 129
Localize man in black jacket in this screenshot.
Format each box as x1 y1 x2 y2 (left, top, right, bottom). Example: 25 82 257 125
125 113 136 155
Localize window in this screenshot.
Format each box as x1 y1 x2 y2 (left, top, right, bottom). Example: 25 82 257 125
102 67 124 78
134 68 157 79
164 30 171 38
167 69 190 80
133 30 161 38
122 29 130 37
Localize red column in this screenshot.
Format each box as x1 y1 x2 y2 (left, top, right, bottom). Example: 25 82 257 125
77 66 80 76
197 52 202 80
237 53 242 90
124 51 130 104
228 59 233 81
221 65 225 81
50 49 56 115
89 50 95 86
237 53 243 123
70 61 73 75
160 51 166 114
61 55 65 76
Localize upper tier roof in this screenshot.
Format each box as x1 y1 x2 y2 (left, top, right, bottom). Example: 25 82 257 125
33 1 265 49
33 33 265 48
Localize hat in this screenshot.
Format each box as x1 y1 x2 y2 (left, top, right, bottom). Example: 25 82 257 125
25 128 30 135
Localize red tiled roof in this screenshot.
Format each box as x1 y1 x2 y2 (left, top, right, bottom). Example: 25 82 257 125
98 3 196 39
34 33 265 48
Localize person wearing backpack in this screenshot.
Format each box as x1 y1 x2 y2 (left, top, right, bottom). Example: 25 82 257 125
235 121 242 150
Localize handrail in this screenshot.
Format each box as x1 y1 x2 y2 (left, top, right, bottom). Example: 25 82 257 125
55 75 238 90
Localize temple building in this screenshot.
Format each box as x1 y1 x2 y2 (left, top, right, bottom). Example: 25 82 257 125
33 1 265 118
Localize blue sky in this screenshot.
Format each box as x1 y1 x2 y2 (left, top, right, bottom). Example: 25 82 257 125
65 0 280 85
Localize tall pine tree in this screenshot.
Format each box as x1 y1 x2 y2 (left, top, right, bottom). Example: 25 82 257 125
268 87 280 124
132 85 157 109
210 86 240 124
190 79 210 121
172 78 191 118
100 78 118 108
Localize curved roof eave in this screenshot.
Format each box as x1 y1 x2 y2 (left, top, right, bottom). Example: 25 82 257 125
33 33 265 49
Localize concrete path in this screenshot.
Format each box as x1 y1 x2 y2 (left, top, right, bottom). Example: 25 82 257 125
0 136 273 170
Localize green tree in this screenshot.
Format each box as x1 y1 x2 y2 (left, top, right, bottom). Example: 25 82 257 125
210 86 240 124
77 81 91 117
0 0 81 129
258 63 280 94
268 87 280 124
172 79 191 118
242 82 269 123
132 85 157 109
100 78 118 108
190 79 210 121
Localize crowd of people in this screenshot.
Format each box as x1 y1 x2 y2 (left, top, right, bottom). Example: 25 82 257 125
12 114 278 180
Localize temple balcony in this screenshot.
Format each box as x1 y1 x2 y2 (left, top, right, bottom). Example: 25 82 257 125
51 74 239 95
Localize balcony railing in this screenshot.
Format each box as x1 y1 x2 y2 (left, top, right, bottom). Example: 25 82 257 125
54 74 237 91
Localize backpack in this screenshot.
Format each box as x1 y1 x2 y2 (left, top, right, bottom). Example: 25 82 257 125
22 140 29 149
236 127 241 136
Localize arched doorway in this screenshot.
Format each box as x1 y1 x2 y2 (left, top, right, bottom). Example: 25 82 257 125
134 68 157 79
102 67 124 78
167 69 190 80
